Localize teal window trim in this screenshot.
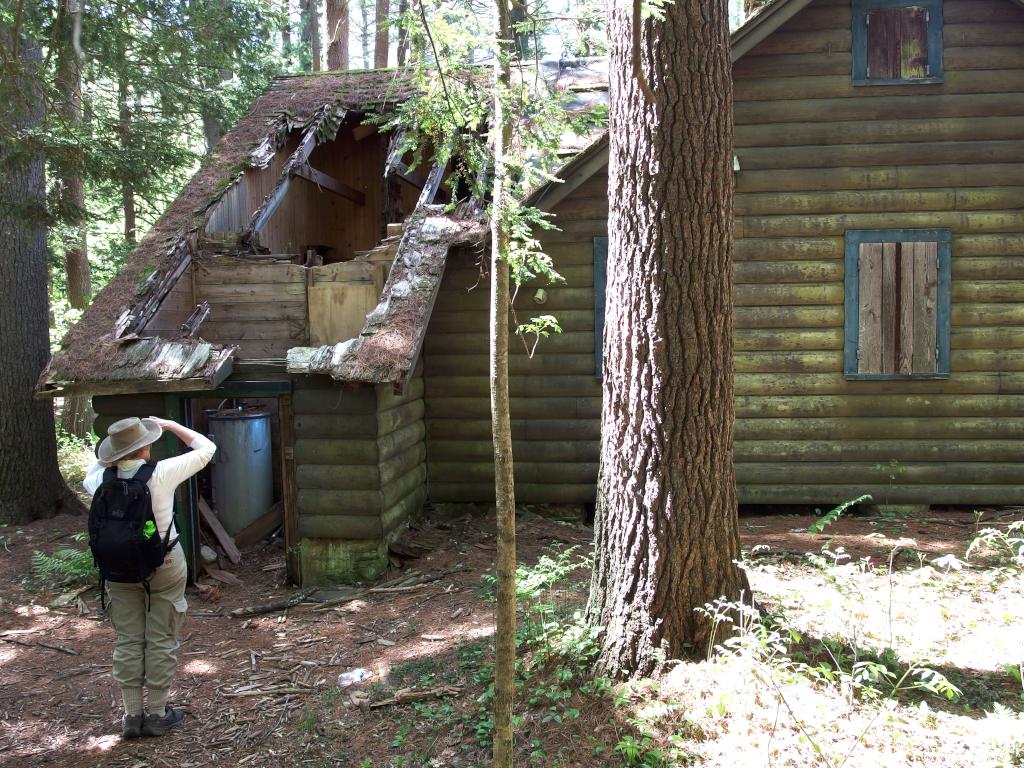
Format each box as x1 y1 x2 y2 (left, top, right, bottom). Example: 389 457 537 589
843 228 951 380
594 236 607 380
852 0 944 86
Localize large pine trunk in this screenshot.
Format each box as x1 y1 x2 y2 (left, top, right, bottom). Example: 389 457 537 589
326 0 350 69
0 30 84 523
373 0 388 67
56 0 93 440
587 0 749 679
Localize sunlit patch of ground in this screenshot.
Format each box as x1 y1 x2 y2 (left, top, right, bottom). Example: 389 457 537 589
1 508 1021 767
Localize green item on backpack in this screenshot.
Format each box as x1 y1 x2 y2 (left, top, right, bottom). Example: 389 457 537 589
143 521 157 539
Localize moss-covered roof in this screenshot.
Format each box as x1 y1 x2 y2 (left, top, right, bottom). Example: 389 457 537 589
40 69 415 393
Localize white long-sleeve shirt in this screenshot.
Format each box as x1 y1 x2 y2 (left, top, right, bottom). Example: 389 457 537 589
84 434 217 540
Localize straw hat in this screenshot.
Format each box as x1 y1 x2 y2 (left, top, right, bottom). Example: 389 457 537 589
97 417 163 464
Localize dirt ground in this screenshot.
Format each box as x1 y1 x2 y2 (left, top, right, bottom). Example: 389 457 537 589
0 506 1018 767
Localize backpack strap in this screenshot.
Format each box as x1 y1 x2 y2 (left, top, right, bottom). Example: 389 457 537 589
133 462 157 485
102 466 118 484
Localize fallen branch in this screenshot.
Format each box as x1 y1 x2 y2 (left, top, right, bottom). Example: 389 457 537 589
222 686 316 698
1 636 78 655
370 685 462 708
229 589 316 618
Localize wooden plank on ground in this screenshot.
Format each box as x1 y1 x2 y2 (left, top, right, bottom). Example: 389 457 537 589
233 502 284 549
858 243 883 374
198 498 241 564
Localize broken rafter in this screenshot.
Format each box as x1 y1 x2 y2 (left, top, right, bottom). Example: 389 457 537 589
292 163 366 205
177 301 211 339
117 245 192 339
246 105 349 243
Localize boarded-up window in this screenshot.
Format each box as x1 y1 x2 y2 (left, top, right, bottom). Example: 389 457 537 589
856 242 937 374
844 230 951 379
853 0 942 85
866 6 929 80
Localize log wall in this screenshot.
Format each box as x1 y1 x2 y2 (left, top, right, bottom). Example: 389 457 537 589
424 0 1024 507
293 372 426 582
731 0 1024 504
423 177 605 505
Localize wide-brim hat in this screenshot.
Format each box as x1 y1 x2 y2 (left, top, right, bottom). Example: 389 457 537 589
97 417 163 463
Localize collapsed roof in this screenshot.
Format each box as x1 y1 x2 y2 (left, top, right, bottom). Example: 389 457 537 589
39 60 606 396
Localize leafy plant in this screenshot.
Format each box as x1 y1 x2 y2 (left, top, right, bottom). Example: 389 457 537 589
967 521 1024 573
807 494 873 534
32 533 95 587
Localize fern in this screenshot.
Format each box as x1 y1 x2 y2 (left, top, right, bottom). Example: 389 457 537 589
32 533 96 586
807 494 873 534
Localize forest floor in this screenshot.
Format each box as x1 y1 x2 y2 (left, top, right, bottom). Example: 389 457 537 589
0 501 1022 768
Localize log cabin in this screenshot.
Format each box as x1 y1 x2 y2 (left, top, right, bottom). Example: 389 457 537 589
39 0 1024 584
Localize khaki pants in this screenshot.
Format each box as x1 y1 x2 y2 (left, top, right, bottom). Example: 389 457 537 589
106 546 188 693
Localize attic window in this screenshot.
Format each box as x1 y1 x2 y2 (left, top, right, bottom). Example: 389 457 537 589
844 229 951 380
852 0 943 85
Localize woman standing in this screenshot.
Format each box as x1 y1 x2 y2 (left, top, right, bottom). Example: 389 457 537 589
83 416 216 738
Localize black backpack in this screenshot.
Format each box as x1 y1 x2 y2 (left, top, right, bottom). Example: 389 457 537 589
88 463 174 587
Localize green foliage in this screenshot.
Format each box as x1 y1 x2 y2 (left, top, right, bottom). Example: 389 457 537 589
967 521 1024 574
807 494 873 534
32 533 95 587
516 314 562 357
55 429 95 491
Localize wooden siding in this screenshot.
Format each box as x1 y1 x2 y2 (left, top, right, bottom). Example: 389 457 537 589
259 131 387 262
423 172 605 505
194 259 309 360
732 0 1024 504
294 373 426 541
424 0 1024 507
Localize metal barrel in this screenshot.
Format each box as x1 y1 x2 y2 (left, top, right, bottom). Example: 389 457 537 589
205 407 274 536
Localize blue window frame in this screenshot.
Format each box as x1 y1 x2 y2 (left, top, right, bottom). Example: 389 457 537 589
594 236 607 379
844 229 951 380
852 0 943 86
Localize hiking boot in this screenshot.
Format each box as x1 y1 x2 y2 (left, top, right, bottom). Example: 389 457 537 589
141 706 184 737
121 714 143 739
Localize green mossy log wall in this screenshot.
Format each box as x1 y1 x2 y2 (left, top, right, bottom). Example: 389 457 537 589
422 0 1024 508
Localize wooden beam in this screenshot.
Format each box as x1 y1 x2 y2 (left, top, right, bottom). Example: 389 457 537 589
417 162 446 206
292 163 366 205
397 169 427 190
198 497 242 564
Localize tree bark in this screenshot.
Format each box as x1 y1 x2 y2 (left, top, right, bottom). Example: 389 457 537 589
55 0 93 440
118 77 136 245
395 0 409 66
0 28 85 523
303 0 322 71
373 0 388 67
359 0 371 67
282 0 293 67
490 1 515 765
326 0 349 69
587 0 749 679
